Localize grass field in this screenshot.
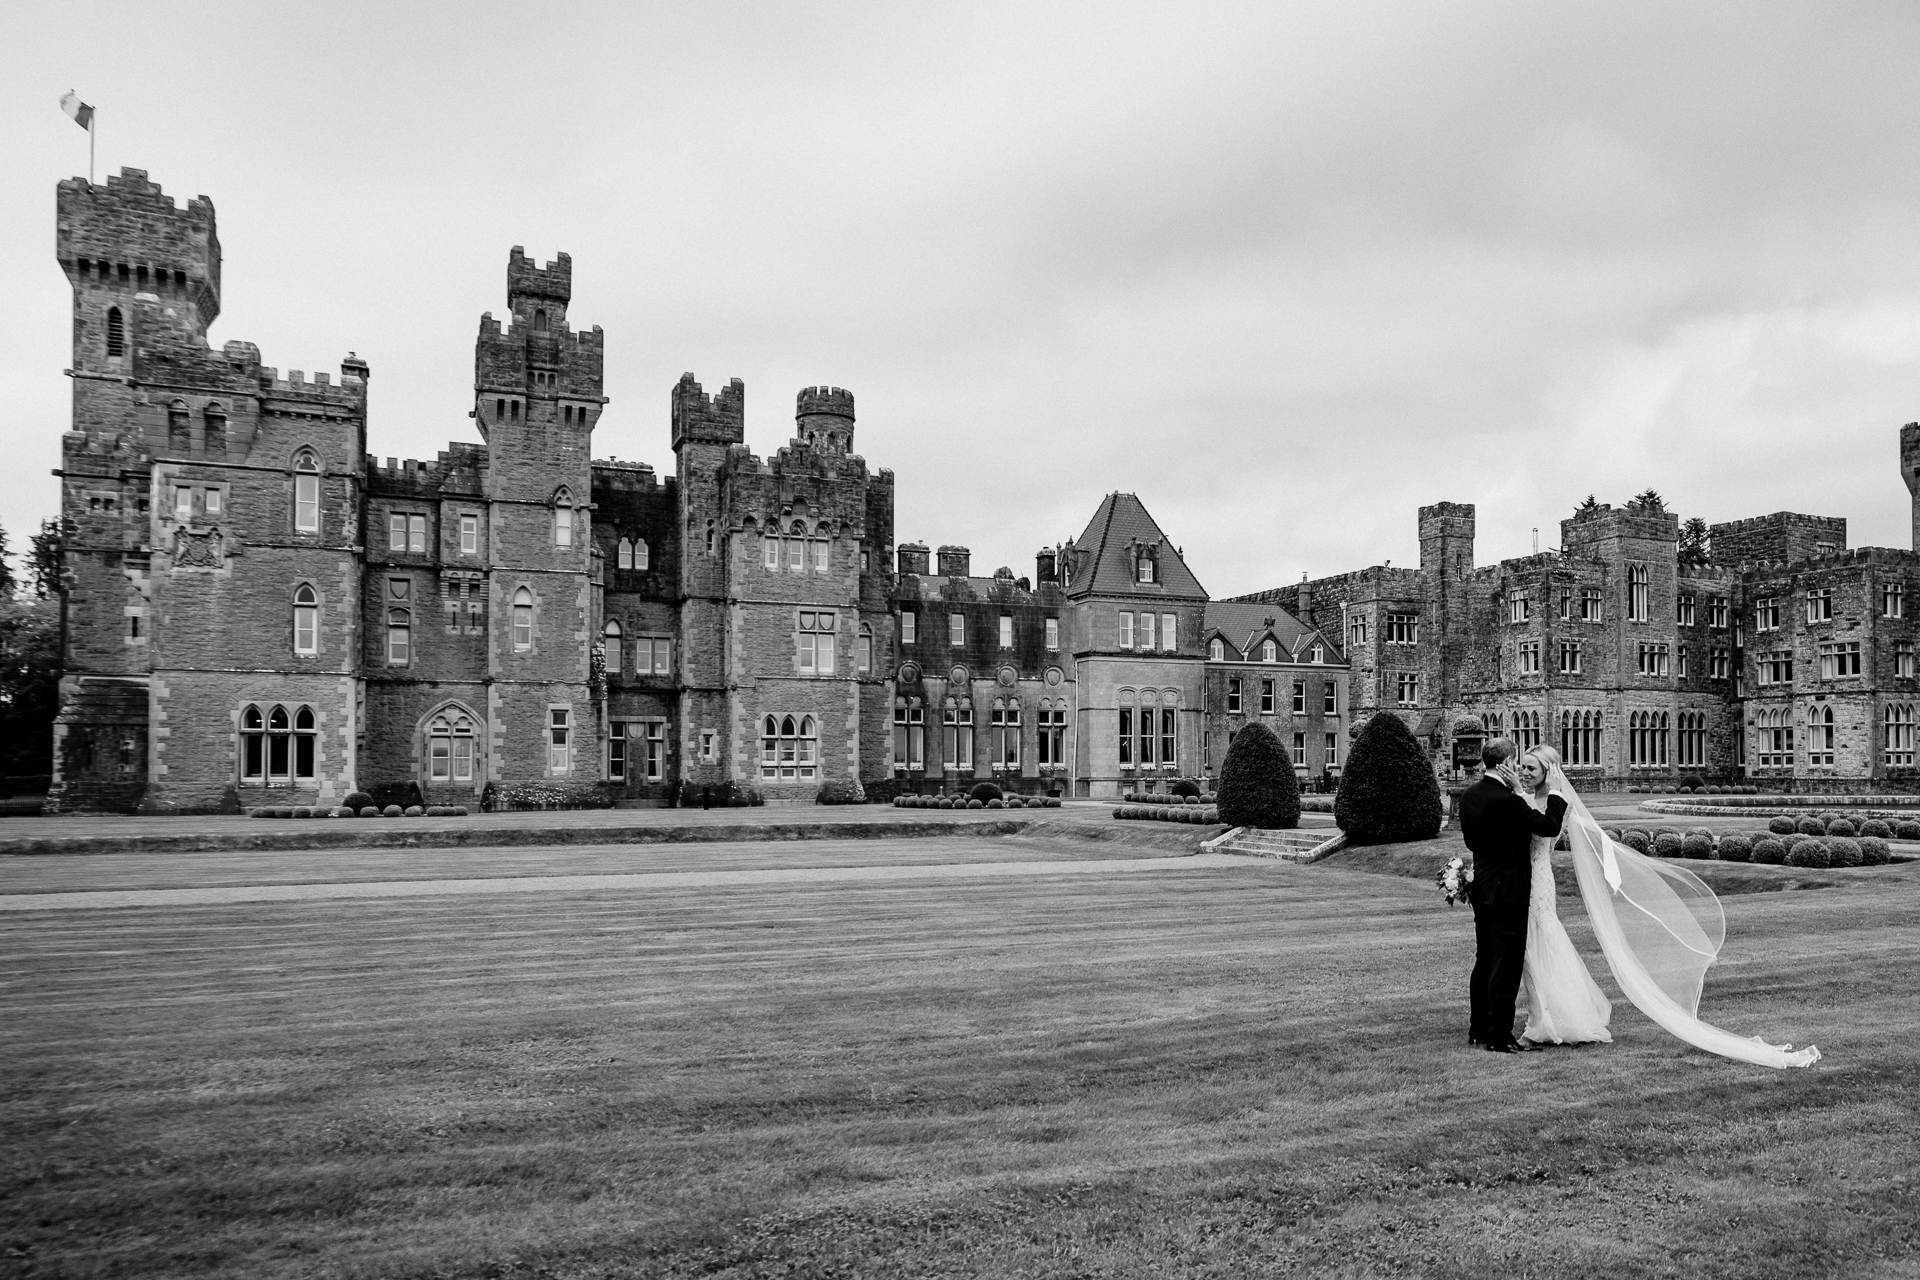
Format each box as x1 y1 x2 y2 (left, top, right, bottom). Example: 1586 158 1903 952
4 836 1918 1278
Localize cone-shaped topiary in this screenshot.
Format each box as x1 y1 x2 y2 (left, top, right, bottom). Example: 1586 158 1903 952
1334 713 1442 845
1215 720 1300 830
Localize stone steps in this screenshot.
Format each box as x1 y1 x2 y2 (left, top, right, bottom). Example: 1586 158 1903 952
1205 826 1345 861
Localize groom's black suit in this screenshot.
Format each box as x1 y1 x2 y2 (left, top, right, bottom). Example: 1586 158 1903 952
1457 774 1567 1047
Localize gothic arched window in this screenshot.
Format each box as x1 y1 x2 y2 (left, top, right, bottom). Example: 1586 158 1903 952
292 584 318 655
603 619 623 674
292 450 320 533
106 307 124 358
513 587 535 650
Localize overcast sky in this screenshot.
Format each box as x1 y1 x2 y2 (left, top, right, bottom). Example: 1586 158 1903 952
6 2 1920 595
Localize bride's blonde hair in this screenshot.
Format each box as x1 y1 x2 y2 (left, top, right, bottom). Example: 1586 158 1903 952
1523 744 1563 793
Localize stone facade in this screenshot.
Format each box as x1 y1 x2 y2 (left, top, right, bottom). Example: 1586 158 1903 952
1239 447 1920 792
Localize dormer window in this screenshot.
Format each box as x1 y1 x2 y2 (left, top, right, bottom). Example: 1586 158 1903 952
1209 638 1224 662
1136 548 1157 583
1311 643 1325 663
1262 640 1277 663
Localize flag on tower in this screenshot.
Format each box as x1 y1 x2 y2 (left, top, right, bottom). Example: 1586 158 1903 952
60 91 93 130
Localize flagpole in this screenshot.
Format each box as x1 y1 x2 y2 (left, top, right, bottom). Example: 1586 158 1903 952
89 115 95 185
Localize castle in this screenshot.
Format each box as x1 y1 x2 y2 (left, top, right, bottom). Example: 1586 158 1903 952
43 168 1920 811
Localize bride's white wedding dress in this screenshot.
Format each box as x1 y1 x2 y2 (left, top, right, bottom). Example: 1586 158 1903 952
1515 803 1612 1045
1542 763 1820 1069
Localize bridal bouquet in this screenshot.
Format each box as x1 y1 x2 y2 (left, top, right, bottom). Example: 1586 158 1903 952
1436 856 1473 906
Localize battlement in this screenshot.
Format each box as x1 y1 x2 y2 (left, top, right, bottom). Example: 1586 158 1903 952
1709 511 1846 566
255 362 367 407
59 168 222 329
671 374 746 450
1562 503 1680 551
1735 544 1920 580
1418 500 1476 526
507 247 571 303
797 386 855 420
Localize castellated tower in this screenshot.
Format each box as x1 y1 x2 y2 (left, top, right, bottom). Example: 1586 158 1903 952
1418 502 1476 712
1901 422 1920 552
51 169 368 813
471 248 605 786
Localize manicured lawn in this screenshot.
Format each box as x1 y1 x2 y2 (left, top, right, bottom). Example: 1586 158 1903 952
3 843 1916 1278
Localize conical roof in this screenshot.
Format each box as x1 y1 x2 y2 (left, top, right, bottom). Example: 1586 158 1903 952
1065 492 1208 600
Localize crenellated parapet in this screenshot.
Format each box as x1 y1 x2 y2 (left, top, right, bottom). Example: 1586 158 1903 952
671 374 745 450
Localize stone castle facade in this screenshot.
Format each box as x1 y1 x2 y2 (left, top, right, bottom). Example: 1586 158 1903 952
42 168 1919 810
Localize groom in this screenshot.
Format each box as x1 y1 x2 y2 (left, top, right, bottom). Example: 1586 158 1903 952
1457 737 1568 1054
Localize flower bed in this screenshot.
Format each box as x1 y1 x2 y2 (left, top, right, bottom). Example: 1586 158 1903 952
252 804 469 818
892 795 1062 810
1113 804 1222 824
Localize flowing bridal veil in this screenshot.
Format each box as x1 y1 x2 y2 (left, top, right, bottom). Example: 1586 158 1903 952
1551 764 1820 1069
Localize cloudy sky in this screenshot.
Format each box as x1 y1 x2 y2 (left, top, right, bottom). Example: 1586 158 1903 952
6 2 1919 595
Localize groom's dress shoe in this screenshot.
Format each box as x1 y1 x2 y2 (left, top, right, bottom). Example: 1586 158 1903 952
1485 1040 1536 1055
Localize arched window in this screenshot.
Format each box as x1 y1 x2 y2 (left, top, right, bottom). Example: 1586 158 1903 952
1514 709 1542 750
617 538 633 571
512 587 534 650
757 714 819 782
553 490 574 548
106 307 124 358
603 619 623 674
387 608 411 666
1809 704 1835 766
428 711 476 782
168 400 191 451
1262 640 1277 663
943 697 974 770
292 584 318 655
1628 564 1650 622
1481 711 1503 738
1209 638 1224 662
294 705 317 780
892 697 925 771
1561 709 1602 767
292 451 320 533
203 402 226 455
1886 703 1915 766
1755 706 1794 768
267 705 292 781
633 538 649 571
534 308 549 333
857 624 873 675
241 705 264 780
798 716 817 778
706 522 716 556
1137 548 1156 584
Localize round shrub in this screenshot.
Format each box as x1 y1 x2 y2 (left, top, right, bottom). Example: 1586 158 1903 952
1827 836 1863 868
1825 817 1857 838
1653 827 1680 841
1045 798 1062 808
1717 833 1753 863
1599 825 1621 842
1788 838 1831 869
248 807 269 818
1795 816 1825 836
1679 833 1715 860
271 806 292 818
289 806 310 818
986 798 1004 809
1767 815 1796 835
1653 832 1684 857
1621 830 1650 854
1688 827 1715 841
1219 720 1302 831
334 806 356 818
1860 836 1891 866
403 805 423 817
343 791 374 811
1681 775 1705 792
1751 837 1786 865
1897 820 1920 841
1333 714 1438 844
969 782 1004 803
359 806 381 818
967 798 984 809
382 805 403 817
1859 819 1892 839
1170 778 1202 799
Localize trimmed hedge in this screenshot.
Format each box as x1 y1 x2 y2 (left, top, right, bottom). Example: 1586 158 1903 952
1827 836 1864 868
1621 830 1650 854
1679 833 1715 860
1717 833 1753 863
1859 819 1892 839
1334 714 1440 845
815 780 868 805
1751 837 1787 865
1860 837 1892 866
1217 721 1300 831
1767 815 1796 835
1787 838 1831 869
1169 778 1202 799
1826 817 1857 838
969 782 1004 803
1653 832 1684 857
1113 804 1223 824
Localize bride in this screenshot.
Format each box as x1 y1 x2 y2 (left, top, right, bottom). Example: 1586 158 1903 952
1515 746 1819 1068
1514 746 1612 1045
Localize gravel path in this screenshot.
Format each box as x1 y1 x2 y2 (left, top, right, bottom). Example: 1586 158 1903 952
0 852 1257 911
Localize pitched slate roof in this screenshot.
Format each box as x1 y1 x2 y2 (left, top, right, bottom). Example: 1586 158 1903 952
1064 493 1208 600
1201 599 1345 665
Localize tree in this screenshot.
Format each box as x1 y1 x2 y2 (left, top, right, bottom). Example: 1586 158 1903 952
1576 495 1601 515
1629 489 1666 513
0 597 61 777
1678 516 1711 567
1215 720 1299 830
28 519 65 601
1334 713 1443 845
